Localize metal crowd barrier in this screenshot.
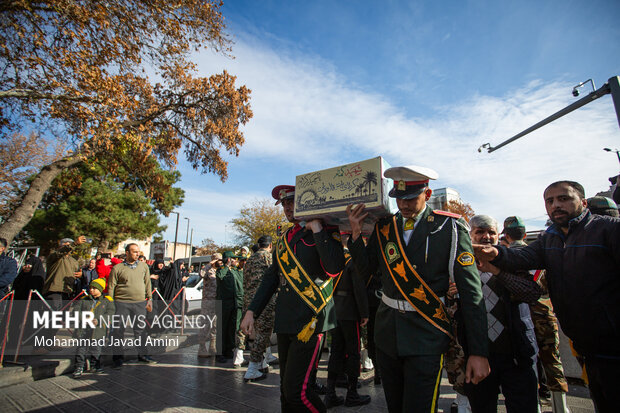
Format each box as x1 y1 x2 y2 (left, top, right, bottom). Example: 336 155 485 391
152 286 187 335
0 289 86 365
0 285 188 365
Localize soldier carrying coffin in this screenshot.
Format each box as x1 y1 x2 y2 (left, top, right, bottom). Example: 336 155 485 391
346 165 490 413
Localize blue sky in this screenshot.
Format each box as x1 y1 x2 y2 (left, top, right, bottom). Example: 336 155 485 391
162 0 620 246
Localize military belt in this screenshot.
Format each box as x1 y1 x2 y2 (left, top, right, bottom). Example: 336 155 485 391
382 294 445 312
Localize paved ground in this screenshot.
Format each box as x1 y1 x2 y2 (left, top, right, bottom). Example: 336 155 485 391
0 343 596 413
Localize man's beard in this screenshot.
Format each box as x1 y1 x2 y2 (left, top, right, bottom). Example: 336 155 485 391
550 207 583 227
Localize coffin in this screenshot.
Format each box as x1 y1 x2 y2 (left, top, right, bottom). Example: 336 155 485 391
294 156 398 234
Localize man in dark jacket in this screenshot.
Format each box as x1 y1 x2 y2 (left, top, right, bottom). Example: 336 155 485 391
474 181 620 413
79 259 98 294
0 238 18 349
0 238 17 298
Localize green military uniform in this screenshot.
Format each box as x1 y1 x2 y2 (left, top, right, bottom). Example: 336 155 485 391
351 207 487 356
216 260 244 359
348 165 488 413
250 224 343 333
249 224 345 411
248 184 345 412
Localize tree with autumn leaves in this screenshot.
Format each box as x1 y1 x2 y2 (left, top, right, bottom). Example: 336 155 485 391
230 198 289 246
442 199 475 222
0 1 252 244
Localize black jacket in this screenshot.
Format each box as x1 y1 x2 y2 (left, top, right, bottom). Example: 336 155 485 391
0 253 18 297
491 210 620 356
333 253 369 321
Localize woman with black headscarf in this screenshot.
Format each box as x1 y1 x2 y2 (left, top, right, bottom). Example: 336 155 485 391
8 255 46 349
149 259 165 291
12 255 46 300
159 259 188 329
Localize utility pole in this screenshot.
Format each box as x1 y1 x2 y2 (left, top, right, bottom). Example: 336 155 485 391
184 217 190 258
171 212 180 261
479 76 620 153
188 228 194 270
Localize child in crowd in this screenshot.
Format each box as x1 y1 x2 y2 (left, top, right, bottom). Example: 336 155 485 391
73 278 115 378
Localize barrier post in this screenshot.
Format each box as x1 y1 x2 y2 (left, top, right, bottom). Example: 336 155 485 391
180 287 186 335
12 290 33 363
0 291 15 365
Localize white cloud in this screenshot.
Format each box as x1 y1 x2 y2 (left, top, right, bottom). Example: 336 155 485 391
178 34 619 242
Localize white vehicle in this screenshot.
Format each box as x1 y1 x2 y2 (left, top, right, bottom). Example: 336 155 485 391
175 255 214 313
184 273 203 314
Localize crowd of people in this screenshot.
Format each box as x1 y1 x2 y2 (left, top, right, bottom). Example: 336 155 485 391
237 169 619 413
1 166 619 413
0 240 200 366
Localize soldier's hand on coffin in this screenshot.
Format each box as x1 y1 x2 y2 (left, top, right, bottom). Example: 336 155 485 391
305 219 324 233
472 244 499 261
465 354 490 384
346 203 369 241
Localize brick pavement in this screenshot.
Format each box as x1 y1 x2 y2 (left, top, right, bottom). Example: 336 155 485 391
1 344 596 413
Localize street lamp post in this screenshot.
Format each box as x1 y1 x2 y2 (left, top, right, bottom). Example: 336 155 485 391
184 217 190 258
171 211 180 261
188 228 194 270
603 148 620 165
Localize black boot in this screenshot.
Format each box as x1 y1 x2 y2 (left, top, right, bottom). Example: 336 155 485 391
324 377 344 408
311 380 327 395
345 377 371 407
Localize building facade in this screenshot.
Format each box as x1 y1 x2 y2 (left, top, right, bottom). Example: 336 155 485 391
428 187 462 210
149 241 192 261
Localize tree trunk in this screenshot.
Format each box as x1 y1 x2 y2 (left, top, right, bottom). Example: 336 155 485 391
0 153 83 245
97 239 110 252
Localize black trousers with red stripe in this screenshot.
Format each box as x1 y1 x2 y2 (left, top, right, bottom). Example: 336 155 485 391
327 319 361 379
278 332 326 413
